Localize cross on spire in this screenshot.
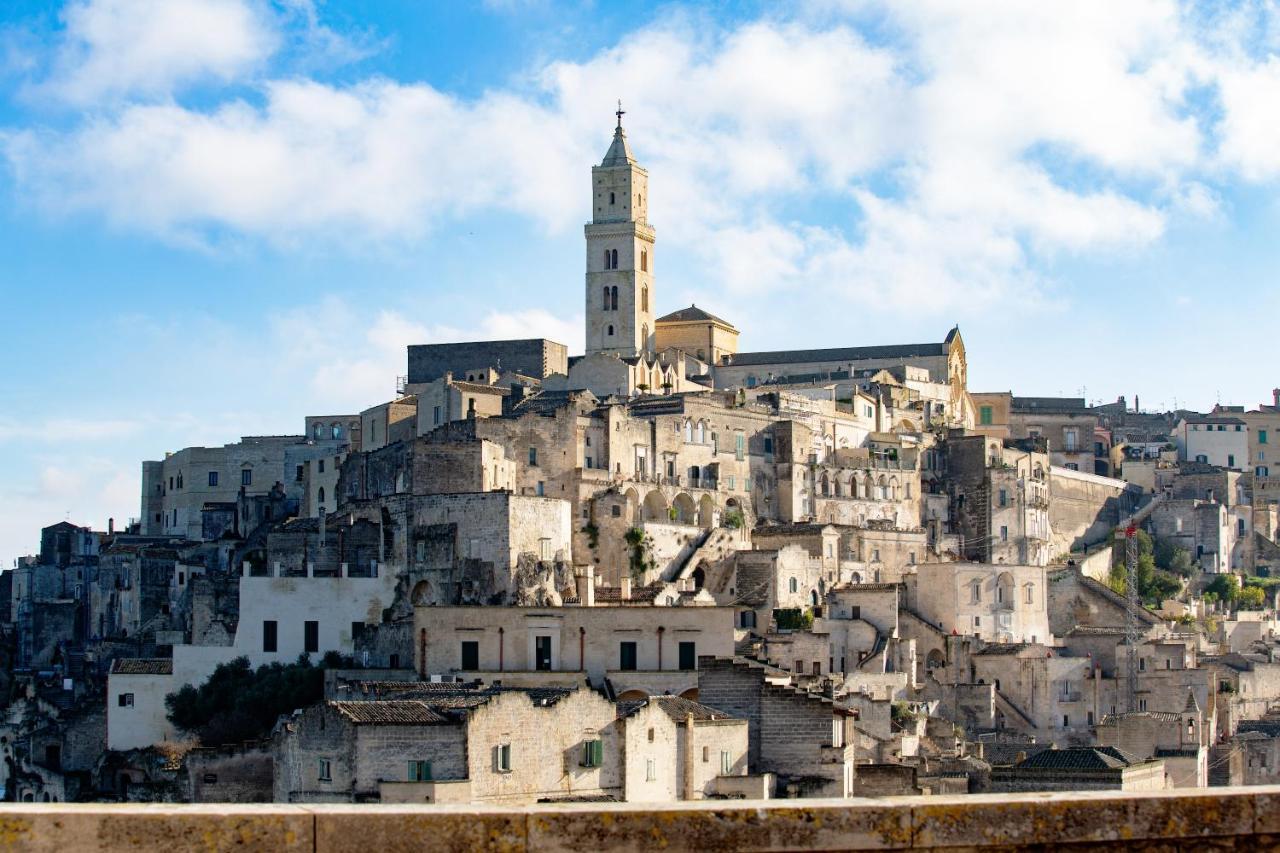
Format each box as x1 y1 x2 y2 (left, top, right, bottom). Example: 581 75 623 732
615 99 625 130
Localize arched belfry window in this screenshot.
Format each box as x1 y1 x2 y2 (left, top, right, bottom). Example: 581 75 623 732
610 286 618 310
641 286 648 312
641 249 648 272
607 325 614 336
609 191 616 205
603 285 610 309
610 249 618 270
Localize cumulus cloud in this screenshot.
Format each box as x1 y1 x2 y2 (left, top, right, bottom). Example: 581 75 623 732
41 0 279 104
5 1 1280 312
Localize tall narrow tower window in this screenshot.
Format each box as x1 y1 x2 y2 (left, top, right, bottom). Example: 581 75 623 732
610 249 618 269
641 250 648 272
607 325 614 336
641 286 648 311
603 249 612 270
609 191 616 205
603 285 610 309
610 286 618 310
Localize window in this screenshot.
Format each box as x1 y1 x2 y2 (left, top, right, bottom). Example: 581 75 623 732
408 760 432 782
313 424 323 439
295 465 304 482
433 405 441 426
536 481 545 496
763 436 774 454
263 620 278 653
602 284 610 307
1063 715 1070 728
1025 584 1034 604
581 739 603 768
789 577 798 594
645 758 656 781
609 191 616 206
318 759 332 782
317 459 325 475
1139 657 1146 672
970 580 981 604
720 751 732 775
641 249 648 272
461 641 479 670
679 641 696 671
527 446 538 466
494 744 512 773
535 635 553 671
735 433 745 461
304 620 319 654
1262 430 1269 445
998 489 1007 507
1228 454 1236 467
1139 699 1148 712
241 469 252 487
979 406 993 425
648 728 655 742
973 616 981 628
208 471 219 487
317 486 325 505
611 249 618 270
117 693 134 707
610 285 618 310
619 641 638 671
607 325 614 337
1000 525 1009 542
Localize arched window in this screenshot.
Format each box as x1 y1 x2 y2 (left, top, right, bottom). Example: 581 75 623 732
641 324 649 348
331 424 342 439
695 421 705 443
684 419 693 442
318 486 325 503
604 249 611 270
312 424 322 440
603 285 610 309
641 249 648 272
610 248 618 270
609 191 616 205
789 577 798 594
641 286 648 311
610 286 618 311
607 325 614 336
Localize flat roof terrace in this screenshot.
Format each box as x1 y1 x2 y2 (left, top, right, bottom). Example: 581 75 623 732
3 787 1279 851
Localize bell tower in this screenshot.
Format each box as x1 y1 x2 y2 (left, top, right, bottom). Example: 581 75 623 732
585 102 655 358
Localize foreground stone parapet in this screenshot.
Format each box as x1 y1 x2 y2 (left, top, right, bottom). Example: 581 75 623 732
4 787 1280 851
0 804 313 853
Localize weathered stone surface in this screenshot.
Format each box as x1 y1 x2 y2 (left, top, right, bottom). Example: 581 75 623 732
313 805 526 853
527 800 912 852
0 804 312 852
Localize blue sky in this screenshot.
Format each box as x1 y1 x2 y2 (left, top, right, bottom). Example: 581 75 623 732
2 0 1279 565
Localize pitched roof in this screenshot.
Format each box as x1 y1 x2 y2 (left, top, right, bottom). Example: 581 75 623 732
726 341 949 369
601 125 635 167
330 700 451 725
655 305 736 328
111 658 173 675
1016 746 1136 770
618 695 739 723
1011 396 1089 413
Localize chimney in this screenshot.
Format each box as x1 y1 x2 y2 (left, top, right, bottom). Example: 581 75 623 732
242 560 251 577
1273 388 1279 409
107 517 114 535
621 575 632 601
576 567 595 607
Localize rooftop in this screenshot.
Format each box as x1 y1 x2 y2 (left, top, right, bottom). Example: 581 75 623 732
654 304 736 328
110 658 173 676
726 340 949 369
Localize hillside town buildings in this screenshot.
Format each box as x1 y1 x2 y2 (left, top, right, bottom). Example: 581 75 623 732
9 113 1280 806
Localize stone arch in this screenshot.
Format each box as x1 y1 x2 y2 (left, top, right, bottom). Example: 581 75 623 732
679 687 700 700
819 472 831 497
888 477 899 501
876 475 888 500
643 491 668 522
697 494 715 527
673 493 697 524
857 474 869 499
617 689 648 702
623 487 641 525
926 649 946 669
411 580 433 606
996 571 1015 605
692 566 706 590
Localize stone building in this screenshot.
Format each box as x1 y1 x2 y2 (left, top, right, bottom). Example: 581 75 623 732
988 746 1166 792
615 694 754 801
1173 414 1249 469
414 603 734 700
945 434 1052 566
697 657 857 798
275 685 622 804
908 562 1050 644
654 305 739 366
1007 397 1098 473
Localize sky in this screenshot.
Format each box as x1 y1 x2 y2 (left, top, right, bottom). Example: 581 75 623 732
1 0 1280 565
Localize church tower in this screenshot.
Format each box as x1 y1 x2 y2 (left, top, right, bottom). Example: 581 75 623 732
585 103 654 359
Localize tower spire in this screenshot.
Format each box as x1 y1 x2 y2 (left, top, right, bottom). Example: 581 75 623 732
616 99 625 130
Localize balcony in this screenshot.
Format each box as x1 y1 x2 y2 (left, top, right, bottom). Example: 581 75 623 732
9 787 1280 850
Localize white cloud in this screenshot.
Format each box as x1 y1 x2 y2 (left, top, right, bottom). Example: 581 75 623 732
43 0 278 104
0 417 143 444
6 2 1280 313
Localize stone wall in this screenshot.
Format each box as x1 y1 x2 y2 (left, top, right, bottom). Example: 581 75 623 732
407 339 568 384
12 788 1280 851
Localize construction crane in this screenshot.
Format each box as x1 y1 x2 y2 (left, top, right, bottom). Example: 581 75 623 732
1124 524 1140 713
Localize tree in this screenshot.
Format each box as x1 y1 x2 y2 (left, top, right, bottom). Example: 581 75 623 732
1153 538 1195 578
1238 585 1266 610
1204 574 1240 604
166 655 329 745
